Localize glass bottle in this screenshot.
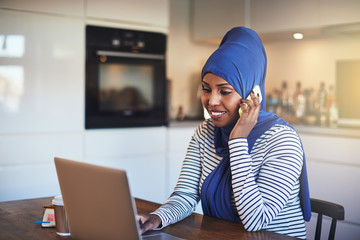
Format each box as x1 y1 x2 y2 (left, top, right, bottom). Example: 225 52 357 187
317 82 328 126
327 84 338 127
280 81 293 116
293 82 306 122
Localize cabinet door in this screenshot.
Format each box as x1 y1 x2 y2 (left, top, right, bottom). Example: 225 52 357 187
0 0 84 16
191 0 246 43
84 127 167 158
86 0 169 28
319 0 360 26
0 10 84 134
84 127 168 203
250 0 319 33
167 127 196 194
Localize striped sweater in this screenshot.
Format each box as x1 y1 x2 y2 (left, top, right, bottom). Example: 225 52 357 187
153 119 307 239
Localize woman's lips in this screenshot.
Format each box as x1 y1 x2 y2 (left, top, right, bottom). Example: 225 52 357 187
209 110 226 119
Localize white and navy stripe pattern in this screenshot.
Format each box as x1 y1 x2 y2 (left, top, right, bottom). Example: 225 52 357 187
153 119 307 239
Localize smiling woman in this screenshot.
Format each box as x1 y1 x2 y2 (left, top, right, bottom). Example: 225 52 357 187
137 26 311 239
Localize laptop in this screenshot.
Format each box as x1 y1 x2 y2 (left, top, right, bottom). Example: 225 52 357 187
54 157 184 240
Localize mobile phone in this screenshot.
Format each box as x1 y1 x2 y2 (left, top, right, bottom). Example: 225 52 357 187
238 85 262 115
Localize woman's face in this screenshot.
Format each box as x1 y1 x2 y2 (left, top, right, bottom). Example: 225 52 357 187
201 73 242 128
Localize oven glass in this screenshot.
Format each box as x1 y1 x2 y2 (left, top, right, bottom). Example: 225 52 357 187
99 63 154 112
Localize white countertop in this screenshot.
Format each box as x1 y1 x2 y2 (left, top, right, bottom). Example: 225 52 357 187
169 120 360 138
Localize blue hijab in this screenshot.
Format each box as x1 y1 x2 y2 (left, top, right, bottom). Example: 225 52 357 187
200 27 311 222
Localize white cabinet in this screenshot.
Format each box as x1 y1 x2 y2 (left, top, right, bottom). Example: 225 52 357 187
86 0 169 28
319 0 360 26
84 127 168 203
0 0 84 16
0 9 84 201
167 123 204 213
84 127 167 159
299 133 360 224
251 0 360 34
299 132 360 239
192 0 360 42
250 0 319 33
167 127 195 194
0 10 84 134
0 163 62 201
191 0 246 43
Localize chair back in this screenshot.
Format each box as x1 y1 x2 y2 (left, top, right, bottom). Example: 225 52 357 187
310 198 345 240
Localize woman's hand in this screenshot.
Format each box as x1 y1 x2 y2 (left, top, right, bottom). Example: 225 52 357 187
230 91 261 139
137 213 162 234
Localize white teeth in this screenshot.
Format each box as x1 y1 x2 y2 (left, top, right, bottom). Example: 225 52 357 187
210 111 225 116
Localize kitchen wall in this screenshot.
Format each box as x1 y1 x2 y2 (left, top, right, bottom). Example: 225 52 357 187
0 0 171 203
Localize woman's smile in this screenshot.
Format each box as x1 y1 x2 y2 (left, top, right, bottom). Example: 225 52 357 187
209 110 226 116
208 110 227 120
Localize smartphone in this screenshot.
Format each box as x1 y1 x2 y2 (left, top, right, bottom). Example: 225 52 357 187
238 85 262 115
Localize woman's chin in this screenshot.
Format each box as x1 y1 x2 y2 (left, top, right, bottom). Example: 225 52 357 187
211 118 228 128
211 116 239 128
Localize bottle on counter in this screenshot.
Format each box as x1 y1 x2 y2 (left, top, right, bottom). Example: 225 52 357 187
317 82 328 126
176 105 185 121
279 81 294 117
303 88 317 125
266 89 280 114
327 84 338 127
293 81 306 122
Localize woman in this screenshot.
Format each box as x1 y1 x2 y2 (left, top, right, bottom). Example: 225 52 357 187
138 27 311 239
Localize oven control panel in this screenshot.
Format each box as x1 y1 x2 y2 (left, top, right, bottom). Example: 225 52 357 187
86 25 166 54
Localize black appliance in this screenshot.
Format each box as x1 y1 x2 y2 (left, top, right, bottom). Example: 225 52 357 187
85 25 167 129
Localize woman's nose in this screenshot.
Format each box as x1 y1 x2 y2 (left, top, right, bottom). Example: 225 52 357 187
208 92 221 106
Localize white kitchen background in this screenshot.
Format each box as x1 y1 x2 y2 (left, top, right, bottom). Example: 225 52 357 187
1 1 360 239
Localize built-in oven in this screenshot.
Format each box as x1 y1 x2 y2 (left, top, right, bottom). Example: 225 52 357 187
85 25 167 129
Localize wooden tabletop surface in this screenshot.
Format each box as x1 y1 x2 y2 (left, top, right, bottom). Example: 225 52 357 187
0 197 298 240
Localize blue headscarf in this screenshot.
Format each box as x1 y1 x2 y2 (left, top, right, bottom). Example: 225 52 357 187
200 27 311 222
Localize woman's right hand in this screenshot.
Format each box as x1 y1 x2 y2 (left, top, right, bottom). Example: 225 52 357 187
137 213 162 234
230 91 261 140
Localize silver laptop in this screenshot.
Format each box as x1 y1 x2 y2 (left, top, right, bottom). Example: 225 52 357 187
54 157 184 240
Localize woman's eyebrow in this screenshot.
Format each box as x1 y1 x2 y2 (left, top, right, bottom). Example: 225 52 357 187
202 81 231 87
217 83 231 87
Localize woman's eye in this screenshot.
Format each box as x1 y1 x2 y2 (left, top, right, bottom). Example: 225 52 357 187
221 90 232 95
202 87 211 93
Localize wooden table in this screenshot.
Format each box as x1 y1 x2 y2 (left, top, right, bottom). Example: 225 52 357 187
0 197 298 240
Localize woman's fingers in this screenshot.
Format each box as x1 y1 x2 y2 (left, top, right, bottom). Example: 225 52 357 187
242 92 259 112
231 92 261 139
251 90 261 106
137 213 162 235
138 213 152 234
137 214 147 225
249 91 261 118
240 92 260 123
239 99 249 115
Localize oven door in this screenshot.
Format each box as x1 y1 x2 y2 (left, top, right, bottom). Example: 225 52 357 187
85 50 167 129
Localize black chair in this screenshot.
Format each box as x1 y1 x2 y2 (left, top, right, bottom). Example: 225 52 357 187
310 198 345 240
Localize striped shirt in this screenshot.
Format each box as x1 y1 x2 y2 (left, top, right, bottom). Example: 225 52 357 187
153 119 307 239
